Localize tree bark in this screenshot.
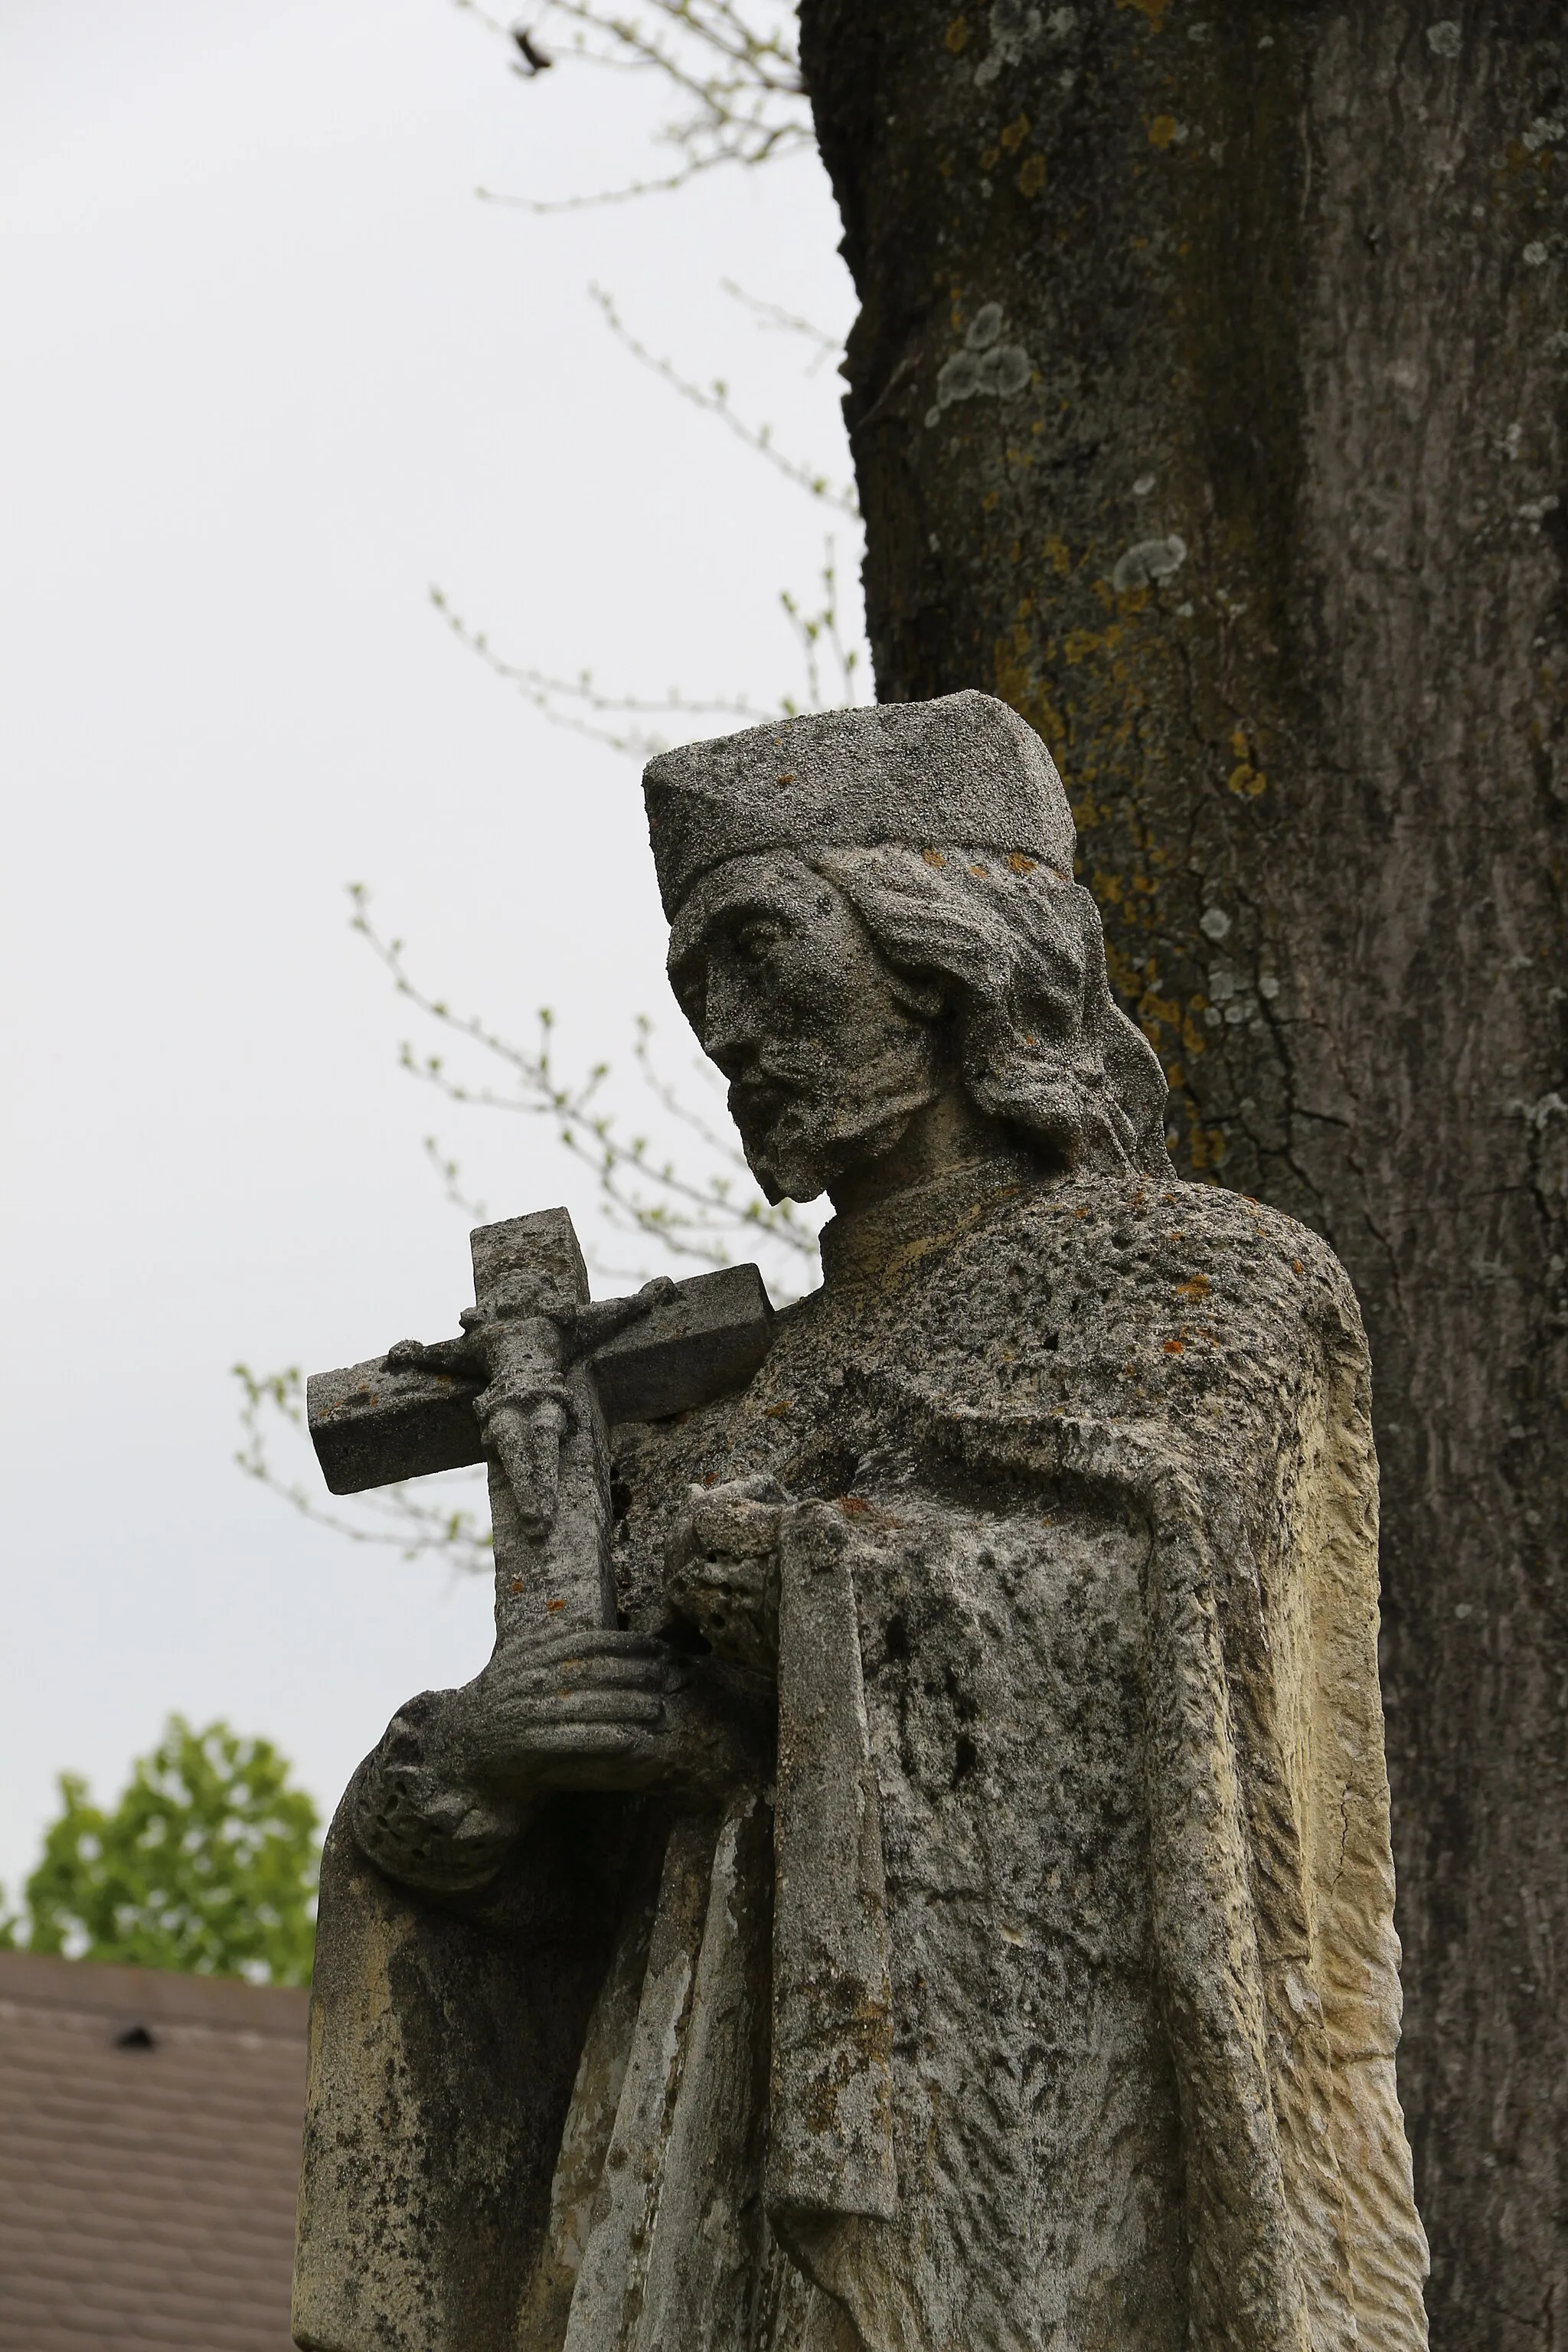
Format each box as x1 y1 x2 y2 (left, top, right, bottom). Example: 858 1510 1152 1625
799 4 1568 2341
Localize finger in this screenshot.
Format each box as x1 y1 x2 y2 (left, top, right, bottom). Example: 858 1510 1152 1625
554 1658 684 1693
535 1749 665 1795
526 1726 666 1785
524 1724 650 1753
489 1657 683 1702
534 1693 665 1726
508 1692 665 1728
508 1628 668 1667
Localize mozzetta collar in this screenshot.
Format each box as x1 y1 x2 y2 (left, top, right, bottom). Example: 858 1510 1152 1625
816 1150 1049 1290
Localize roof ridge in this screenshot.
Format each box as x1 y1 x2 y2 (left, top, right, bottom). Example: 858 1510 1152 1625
0 1949 309 2034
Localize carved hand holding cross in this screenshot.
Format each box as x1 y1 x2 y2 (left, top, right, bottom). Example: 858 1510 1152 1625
302 1208 775 1877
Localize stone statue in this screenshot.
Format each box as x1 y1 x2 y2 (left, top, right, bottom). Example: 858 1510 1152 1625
292 691 1429 2352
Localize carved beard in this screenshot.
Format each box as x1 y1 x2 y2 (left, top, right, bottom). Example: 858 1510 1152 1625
730 1049 942 1204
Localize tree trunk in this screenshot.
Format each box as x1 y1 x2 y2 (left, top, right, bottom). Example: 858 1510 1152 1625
799 3 1568 2341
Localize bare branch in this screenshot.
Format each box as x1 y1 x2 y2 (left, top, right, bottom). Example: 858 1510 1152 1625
233 1364 493 1574
348 887 822 1273
456 0 812 207
423 1136 489 1223
430 586 764 757
591 286 859 516
779 538 864 712
478 150 767 214
630 1015 749 1163
720 279 841 375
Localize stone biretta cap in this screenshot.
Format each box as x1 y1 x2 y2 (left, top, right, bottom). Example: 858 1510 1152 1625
642 689 1076 916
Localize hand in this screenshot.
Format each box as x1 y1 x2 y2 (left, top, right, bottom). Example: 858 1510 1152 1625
443 1625 689 1800
664 1475 786 1674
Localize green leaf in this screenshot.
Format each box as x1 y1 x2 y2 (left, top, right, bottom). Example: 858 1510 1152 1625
21 1718 319 1985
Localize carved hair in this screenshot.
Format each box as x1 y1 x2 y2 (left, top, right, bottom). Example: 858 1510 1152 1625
808 842 1174 1180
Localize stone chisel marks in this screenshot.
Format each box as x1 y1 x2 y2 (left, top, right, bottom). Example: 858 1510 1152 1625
306 1256 776 1497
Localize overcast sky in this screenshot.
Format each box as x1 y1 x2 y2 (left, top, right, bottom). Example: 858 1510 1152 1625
0 0 856 1899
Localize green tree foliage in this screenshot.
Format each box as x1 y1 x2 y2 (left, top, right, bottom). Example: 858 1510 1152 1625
8 1717 318 1985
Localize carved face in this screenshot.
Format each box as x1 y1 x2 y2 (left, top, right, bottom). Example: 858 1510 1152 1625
666 851 945 1203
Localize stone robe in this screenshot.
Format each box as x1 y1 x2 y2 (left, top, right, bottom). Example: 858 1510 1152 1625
293 1162 1429 2352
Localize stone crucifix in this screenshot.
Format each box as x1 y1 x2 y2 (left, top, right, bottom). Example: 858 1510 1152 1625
306 1207 775 1637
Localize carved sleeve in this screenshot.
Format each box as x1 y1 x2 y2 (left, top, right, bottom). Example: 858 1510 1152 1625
347 1690 525 1894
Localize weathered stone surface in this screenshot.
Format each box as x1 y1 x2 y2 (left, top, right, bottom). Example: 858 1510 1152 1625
643 691 1075 913
295 693 1425 2352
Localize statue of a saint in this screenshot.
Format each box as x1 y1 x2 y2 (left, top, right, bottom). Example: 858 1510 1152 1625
294 692 1429 2352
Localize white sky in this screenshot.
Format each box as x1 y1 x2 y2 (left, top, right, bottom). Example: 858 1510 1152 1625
0 0 856 1897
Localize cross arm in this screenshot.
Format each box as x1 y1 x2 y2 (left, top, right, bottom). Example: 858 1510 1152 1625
307 1261 776 1498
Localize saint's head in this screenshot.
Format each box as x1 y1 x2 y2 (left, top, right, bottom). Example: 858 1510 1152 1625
645 691 1172 1207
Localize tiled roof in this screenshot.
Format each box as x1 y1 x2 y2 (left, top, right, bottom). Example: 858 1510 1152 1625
0 1949 308 2350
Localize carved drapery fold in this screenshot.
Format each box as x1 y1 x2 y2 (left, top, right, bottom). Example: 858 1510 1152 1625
524 1502 897 2350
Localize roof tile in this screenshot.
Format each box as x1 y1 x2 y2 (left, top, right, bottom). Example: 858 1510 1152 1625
0 1952 308 2351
